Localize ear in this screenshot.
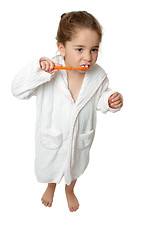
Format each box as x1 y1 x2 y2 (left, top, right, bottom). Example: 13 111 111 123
57 42 65 57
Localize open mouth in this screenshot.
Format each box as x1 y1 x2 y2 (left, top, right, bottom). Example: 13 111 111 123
80 64 90 69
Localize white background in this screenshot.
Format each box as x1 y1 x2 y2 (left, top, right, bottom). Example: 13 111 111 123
0 0 160 239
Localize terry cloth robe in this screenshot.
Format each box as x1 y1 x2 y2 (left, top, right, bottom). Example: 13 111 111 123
11 55 121 185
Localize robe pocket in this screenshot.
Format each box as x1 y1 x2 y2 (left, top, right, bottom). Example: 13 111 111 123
40 130 62 150
77 129 95 150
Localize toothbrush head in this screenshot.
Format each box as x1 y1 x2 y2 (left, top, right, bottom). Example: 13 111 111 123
80 64 90 69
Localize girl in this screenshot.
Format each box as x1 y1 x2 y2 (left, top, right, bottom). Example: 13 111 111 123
12 11 123 212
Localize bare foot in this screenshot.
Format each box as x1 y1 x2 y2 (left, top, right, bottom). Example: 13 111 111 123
65 190 80 212
41 183 56 207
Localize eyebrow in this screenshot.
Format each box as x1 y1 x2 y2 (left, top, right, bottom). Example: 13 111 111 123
74 45 99 48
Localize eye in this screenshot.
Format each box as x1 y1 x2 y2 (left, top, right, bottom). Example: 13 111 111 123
76 48 83 52
91 48 99 52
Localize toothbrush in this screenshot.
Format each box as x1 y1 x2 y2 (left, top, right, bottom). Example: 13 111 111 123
54 65 89 70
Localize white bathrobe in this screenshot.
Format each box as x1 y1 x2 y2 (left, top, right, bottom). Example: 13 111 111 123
11 55 120 185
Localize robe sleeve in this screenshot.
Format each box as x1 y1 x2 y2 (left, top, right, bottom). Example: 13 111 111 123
11 57 53 100
97 76 122 113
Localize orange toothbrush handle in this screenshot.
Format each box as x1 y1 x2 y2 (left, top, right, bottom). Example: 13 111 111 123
54 66 73 70
54 66 88 70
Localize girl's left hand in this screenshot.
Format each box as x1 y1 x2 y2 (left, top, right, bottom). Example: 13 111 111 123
108 92 123 109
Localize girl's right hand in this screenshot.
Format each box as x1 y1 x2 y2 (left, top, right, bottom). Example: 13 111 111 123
40 59 61 74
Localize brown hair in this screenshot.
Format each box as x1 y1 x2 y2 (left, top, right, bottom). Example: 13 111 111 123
56 11 102 45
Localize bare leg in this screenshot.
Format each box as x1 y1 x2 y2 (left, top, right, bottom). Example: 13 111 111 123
65 180 79 212
41 183 56 207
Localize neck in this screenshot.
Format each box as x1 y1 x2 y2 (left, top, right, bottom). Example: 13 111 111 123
67 70 85 81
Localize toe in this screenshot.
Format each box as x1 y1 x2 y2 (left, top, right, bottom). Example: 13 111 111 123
44 200 48 206
48 202 52 207
73 206 76 211
70 206 74 212
74 206 78 211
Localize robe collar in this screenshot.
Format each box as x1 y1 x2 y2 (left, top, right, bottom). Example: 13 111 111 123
52 55 107 108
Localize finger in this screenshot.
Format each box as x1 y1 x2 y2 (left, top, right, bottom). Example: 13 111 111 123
45 61 50 71
50 69 59 74
113 103 123 108
54 63 62 68
50 64 62 74
40 61 46 70
111 101 123 109
111 95 121 103
48 60 55 71
110 99 122 106
110 92 119 100
41 61 49 71
108 96 119 105
55 63 62 66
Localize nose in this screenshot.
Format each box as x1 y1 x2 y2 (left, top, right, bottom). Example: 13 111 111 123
84 51 92 62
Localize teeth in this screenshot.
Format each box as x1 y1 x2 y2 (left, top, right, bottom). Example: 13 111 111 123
82 65 89 67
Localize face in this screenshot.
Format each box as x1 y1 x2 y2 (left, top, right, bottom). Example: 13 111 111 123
58 28 100 74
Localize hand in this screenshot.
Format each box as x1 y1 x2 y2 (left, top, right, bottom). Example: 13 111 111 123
40 59 62 74
108 92 123 109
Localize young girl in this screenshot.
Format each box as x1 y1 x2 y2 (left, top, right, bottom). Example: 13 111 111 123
12 11 123 212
